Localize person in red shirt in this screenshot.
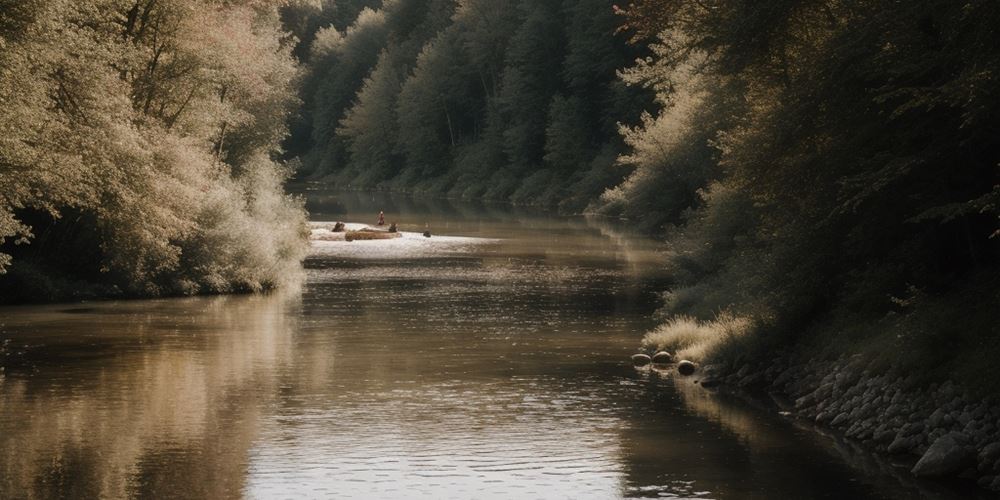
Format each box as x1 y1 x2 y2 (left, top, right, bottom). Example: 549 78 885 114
377 211 385 226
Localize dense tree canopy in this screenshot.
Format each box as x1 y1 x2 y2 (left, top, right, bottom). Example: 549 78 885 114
606 0 1000 376
0 0 308 301
293 0 653 211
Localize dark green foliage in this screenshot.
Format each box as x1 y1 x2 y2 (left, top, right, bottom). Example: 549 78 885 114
297 0 652 207
611 0 1000 377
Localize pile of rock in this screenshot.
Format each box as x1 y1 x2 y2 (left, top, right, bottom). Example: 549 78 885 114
630 351 700 377
708 353 1000 490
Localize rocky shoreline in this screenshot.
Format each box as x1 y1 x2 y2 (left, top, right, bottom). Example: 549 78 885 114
699 353 1000 493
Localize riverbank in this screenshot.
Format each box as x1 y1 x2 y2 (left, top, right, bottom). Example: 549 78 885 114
698 351 1000 493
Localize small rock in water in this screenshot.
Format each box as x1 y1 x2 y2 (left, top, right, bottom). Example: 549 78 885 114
631 354 652 366
332 222 345 232
677 360 696 376
423 230 432 238
652 351 673 364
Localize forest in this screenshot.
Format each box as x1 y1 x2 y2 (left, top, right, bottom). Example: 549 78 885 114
288 0 999 386
282 0 653 212
2 0 999 386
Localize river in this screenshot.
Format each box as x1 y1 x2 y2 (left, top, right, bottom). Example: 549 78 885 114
0 189 985 499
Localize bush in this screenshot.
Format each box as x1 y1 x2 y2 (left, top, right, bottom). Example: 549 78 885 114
642 313 752 362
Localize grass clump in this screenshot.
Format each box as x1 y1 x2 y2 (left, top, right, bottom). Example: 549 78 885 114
642 313 752 362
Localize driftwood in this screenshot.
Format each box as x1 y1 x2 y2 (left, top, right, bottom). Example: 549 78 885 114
345 230 402 242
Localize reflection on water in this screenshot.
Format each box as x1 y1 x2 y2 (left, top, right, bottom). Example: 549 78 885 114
0 294 298 498
0 190 985 499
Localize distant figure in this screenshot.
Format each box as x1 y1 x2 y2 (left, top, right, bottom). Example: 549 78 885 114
388 223 398 233
332 222 345 233
377 211 385 226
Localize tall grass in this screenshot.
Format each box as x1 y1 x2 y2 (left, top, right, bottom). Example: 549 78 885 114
642 313 752 362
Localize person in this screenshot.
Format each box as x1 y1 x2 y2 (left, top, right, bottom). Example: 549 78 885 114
377 210 385 226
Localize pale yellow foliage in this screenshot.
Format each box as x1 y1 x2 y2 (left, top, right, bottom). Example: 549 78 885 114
642 314 752 362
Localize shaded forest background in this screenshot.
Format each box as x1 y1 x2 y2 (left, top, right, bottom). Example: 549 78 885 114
282 0 653 212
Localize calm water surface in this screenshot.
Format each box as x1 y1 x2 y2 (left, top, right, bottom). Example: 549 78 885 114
0 190 986 499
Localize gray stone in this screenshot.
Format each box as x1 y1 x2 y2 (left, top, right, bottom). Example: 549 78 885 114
874 428 896 444
652 351 673 364
928 408 947 429
677 360 697 376
979 442 1000 464
630 354 651 366
958 411 972 426
911 432 976 477
831 412 850 427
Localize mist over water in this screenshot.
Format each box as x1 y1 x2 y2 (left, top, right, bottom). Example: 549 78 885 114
0 190 983 499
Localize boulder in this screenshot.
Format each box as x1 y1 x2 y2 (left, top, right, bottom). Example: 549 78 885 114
677 360 696 376
912 432 976 477
888 435 916 454
388 223 398 233
423 230 432 238
631 354 652 367
830 412 850 427
700 376 720 388
980 441 1000 464
652 351 673 364
332 222 345 232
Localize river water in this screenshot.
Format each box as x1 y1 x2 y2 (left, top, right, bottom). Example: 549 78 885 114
0 190 986 499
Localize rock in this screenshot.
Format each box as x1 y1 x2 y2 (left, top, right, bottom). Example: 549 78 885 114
652 351 673 364
332 222 345 232
928 408 947 429
700 376 720 388
912 432 976 477
677 360 697 376
830 412 850 427
874 428 896 444
388 223 398 233
631 354 651 367
423 230 432 238
901 422 924 437
979 442 1000 464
